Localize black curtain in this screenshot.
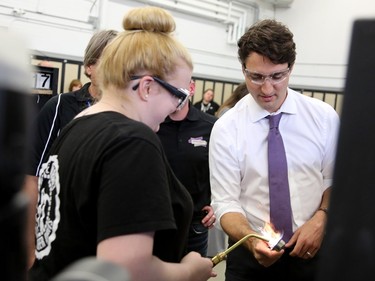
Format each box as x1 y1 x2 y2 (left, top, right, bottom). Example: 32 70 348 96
316 19 375 281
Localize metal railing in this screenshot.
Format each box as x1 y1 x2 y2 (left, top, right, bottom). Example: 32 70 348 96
291 86 344 115
30 54 344 114
192 76 344 114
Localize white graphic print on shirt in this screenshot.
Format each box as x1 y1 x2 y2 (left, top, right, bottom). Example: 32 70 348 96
35 155 61 259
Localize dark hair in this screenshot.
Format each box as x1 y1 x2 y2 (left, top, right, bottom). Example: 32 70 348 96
216 82 248 117
237 19 296 69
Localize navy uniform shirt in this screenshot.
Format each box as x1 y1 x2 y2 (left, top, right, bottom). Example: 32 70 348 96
157 104 217 218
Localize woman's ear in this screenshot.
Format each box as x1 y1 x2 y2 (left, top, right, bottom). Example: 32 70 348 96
136 76 153 101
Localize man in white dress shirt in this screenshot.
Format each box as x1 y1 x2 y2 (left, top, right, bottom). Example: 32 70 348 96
209 19 340 281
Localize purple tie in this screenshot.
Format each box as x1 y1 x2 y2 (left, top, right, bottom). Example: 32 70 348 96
267 113 293 241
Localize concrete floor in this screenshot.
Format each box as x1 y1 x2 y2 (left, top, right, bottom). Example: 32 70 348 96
210 260 226 281
208 227 228 281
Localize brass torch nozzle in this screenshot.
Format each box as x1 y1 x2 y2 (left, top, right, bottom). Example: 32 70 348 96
211 233 269 267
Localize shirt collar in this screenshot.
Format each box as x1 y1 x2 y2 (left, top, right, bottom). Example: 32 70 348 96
249 88 297 123
163 102 200 123
75 82 93 102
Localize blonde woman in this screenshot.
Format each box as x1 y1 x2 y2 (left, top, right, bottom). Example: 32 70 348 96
29 7 215 281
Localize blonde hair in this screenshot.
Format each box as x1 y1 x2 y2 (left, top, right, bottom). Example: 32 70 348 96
98 6 193 90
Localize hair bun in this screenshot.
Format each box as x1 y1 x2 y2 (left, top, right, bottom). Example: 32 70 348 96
123 6 175 34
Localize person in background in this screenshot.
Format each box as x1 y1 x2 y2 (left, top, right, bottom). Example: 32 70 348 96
37 60 54 67
68 78 83 92
193 88 220 115
209 19 340 281
28 6 215 281
216 82 248 118
157 79 217 257
23 29 118 269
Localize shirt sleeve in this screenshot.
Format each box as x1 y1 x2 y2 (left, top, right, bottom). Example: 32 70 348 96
321 105 341 189
209 118 247 229
27 95 61 176
97 136 176 242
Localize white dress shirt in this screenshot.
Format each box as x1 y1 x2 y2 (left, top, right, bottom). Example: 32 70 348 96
209 88 340 233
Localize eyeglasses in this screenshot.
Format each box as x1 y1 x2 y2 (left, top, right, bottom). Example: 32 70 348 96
244 68 290 85
131 76 190 111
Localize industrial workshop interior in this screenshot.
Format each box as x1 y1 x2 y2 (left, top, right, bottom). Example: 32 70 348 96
1 0 375 280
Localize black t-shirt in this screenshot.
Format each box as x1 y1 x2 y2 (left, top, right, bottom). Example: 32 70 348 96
28 112 193 281
157 104 217 217
27 83 94 176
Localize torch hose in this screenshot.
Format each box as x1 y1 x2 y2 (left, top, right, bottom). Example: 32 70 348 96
211 233 269 267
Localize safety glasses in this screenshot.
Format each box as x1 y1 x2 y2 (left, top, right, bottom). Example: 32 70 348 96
131 76 190 110
244 68 290 85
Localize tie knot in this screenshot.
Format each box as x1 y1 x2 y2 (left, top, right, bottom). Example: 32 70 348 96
268 113 282 129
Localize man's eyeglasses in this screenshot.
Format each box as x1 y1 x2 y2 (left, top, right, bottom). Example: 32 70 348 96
131 76 190 111
244 68 290 85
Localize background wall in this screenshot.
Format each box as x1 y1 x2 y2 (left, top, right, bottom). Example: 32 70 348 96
1 0 375 90
275 0 375 89
100 0 263 83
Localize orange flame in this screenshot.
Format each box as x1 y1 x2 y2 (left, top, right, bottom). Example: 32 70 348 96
258 222 283 250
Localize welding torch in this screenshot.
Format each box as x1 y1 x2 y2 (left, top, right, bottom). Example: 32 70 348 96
211 233 269 267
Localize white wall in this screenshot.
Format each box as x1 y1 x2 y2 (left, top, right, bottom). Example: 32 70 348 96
0 0 94 60
1 0 375 89
0 0 273 82
101 0 263 82
275 0 375 89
